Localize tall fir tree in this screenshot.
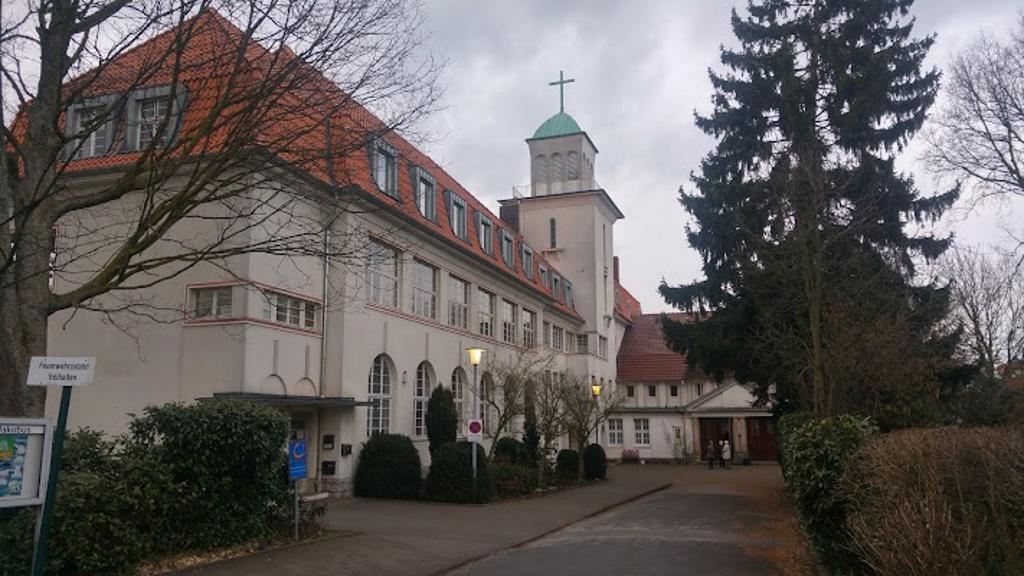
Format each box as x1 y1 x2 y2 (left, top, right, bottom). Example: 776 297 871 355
660 0 959 428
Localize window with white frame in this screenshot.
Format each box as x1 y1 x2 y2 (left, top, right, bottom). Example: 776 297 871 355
415 169 437 221
367 240 399 309
451 367 467 426
449 192 468 239
599 336 609 359
371 140 398 198
478 215 493 255
552 275 561 301
261 290 318 329
448 275 469 329
478 288 495 337
414 362 433 437
542 321 551 347
411 259 437 319
697 382 705 396
576 334 589 355
567 332 577 353
565 282 574 309
501 231 515 268
634 418 650 446
191 286 233 319
137 97 171 149
608 418 623 445
648 385 656 397
367 354 392 436
671 384 679 397
71 106 109 159
501 299 517 344
539 265 548 288
522 246 534 278
522 309 536 348
627 385 635 398
552 325 565 351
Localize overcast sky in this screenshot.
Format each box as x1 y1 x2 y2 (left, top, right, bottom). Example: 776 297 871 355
414 0 1024 313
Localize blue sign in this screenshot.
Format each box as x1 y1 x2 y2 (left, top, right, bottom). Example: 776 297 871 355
288 440 307 481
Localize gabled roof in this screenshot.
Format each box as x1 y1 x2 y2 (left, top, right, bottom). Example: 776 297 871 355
617 312 707 382
42 9 580 320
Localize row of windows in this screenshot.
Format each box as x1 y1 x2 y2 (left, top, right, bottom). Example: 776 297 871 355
607 418 650 447
368 141 570 305
624 382 709 399
367 239 567 350
67 86 183 159
190 286 319 330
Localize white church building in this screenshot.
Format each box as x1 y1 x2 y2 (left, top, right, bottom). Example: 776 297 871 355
45 11 774 495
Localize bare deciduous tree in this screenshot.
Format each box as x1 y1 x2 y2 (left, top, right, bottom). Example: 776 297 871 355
558 371 625 474
479 349 556 458
0 0 441 416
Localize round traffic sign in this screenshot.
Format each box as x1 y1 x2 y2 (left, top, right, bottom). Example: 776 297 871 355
468 420 482 434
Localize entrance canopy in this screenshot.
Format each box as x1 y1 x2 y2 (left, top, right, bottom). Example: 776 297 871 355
210 391 375 408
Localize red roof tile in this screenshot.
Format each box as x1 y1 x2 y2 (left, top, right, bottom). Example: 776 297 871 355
37 10 579 319
617 313 705 382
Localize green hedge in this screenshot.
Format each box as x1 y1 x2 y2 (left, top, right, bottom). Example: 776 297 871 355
779 415 877 573
493 437 527 465
426 386 458 458
423 441 493 503
0 400 291 575
353 433 422 500
555 449 580 484
582 444 607 480
491 462 539 499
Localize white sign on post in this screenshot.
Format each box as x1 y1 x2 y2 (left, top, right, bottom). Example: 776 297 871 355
0 418 53 508
26 357 95 387
467 419 483 443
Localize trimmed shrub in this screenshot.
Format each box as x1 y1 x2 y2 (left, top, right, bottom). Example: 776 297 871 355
583 443 607 480
555 449 580 484
493 436 526 465
491 462 539 499
522 399 540 469
353 433 422 500
780 415 877 573
842 427 1024 576
423 441 494 503
426 386 458 458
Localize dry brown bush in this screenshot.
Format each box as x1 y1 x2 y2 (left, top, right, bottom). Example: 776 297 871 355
841 426 1024 575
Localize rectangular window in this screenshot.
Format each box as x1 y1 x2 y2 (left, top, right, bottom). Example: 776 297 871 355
372 141 398 197
552 326 565 351
450 194 468 239
648 385 656 397
192 286 232 318
522 246 534 278
137 97 171 149
565 282 574 309
539 265 548 288
262 291 318 328
416 171 437 220
549 218 557 249
552 275 561 302
411 260 437 319
567 332 577 353
448 275 469 329
501 231 515 268
634 418 650 446
697 382 705 396
576 334 589 355
599 336 609 359
478 289 495 337
367 240 399 309
670 384 679 397
542 321 551 347
478 216 493 255
72 106 108 159
627 385 635 398
608 419 623 445
501 299 517 344
523 309 536 348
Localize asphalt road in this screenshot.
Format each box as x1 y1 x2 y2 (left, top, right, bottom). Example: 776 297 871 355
447 467 797 576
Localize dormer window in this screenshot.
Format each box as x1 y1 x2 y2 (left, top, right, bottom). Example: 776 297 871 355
370 140 398 198
137 97 171 148
539 265 548 288
500 230 515 268
565 282 574 309
70 106 109 158
476 213 494 255
552 274 561 301
445 190 468 240
522 246 534 278
412 167 437 221
124 84 186 152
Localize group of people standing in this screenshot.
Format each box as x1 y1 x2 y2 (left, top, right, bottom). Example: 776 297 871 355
705 439 732 469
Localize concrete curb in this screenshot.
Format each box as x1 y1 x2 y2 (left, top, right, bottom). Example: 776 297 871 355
428 482 673 576
166 530 359 575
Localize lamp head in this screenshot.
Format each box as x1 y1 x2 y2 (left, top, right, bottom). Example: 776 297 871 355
591 383 602 397
467 347 486 366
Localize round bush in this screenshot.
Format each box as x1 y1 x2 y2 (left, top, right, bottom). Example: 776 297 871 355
424 441 493 503
583 443 607 480
353 434 422 500
426 386 458 458
493 437 526 465
491 462 539 499
555 449 580 484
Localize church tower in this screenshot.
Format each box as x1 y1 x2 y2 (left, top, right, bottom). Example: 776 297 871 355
500 72 624 384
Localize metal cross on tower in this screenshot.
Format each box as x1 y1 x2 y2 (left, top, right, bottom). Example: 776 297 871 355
549 70 575 112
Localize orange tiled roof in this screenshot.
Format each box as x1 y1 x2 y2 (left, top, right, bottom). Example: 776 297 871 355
614 283 642 323
41 9 579 320
617 313 706 382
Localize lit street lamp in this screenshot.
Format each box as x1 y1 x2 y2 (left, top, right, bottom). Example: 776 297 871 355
466 347 486 498
591 380 601 444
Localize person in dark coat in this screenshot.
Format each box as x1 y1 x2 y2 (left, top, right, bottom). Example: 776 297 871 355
706 439 716 470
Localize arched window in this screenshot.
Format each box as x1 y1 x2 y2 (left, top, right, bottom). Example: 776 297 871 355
551 153 564 182
480 372 495 436
451 366 467 426
566 151 579 179
367 354 393 436
414 361 434 437
534 155 549 183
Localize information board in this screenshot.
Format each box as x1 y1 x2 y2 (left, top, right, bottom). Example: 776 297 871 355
288 440 307 481
0 419 52 508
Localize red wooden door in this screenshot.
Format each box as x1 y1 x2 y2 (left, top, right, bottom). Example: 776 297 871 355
746 417 778 460
699 418 731 459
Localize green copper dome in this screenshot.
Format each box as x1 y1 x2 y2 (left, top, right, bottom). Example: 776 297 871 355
532 111 583 139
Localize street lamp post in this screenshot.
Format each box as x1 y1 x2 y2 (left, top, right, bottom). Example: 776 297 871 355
467 347 486 498
591 381 601 445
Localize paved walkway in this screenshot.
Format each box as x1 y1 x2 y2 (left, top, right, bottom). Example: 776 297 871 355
176 467 669 576
447 465 812 576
